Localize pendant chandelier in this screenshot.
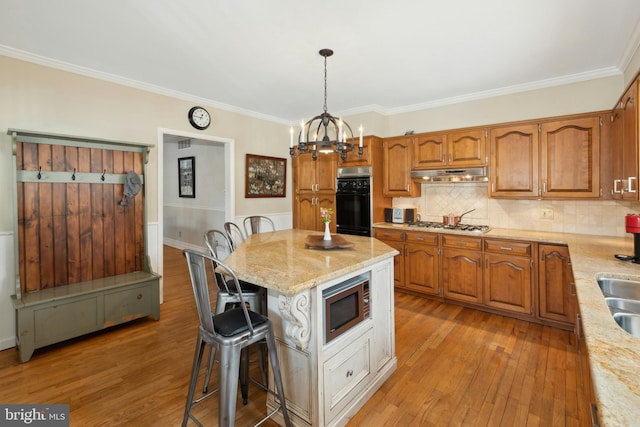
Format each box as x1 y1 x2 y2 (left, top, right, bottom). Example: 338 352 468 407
289 49 363 161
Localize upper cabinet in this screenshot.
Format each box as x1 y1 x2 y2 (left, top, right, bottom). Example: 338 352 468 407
489 113 602 199
412 127 487 170
294 152 337 193
339 135 377 167
382 135 420 197
489 124 539 198
610 79 639 200
540 115 601 198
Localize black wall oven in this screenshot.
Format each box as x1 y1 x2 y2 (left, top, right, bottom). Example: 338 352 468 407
336 167 372 237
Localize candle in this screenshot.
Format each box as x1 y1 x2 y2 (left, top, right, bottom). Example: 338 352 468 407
300 120 305 143
338 119 343 142
290 127 294 148
359 125 363 147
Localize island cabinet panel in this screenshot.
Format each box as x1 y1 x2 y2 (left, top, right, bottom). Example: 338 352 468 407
441 246 483 304
404 232 440 296
489 124 539 198
538 244 575 325
382 136 420 197
540 116 601 198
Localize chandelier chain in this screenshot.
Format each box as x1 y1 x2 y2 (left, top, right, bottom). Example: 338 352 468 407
323 54 328 114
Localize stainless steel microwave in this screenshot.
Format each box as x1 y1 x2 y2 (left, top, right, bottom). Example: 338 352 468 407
323 274 370 343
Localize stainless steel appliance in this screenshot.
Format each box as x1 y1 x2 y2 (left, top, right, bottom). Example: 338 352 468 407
336 167 372 237
409 220 491 233
323 273 370 343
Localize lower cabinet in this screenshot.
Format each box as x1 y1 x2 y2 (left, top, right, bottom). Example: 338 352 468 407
295 192 336 232
373 228 405 289
538 244 575 325
405 231 440 295
441 235 483 304
374 227 576 329
483 239 533 315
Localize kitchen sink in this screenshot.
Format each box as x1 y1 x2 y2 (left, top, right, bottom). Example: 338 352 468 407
596 276 640 337
605 297 640 314
613 312 640 337
597 277 640 300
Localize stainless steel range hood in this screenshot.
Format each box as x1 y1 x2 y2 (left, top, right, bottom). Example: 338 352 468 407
411 167 488 183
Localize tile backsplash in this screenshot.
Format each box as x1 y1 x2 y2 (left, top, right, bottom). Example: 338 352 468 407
392 183 640 237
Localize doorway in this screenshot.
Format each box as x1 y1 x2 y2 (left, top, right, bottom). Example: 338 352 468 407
156 128 235 301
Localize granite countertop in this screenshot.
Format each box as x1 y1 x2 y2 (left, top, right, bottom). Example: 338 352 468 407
221 229 398 295
374 222 640 426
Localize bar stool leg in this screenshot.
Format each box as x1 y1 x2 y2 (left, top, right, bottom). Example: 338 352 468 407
182 336 206 427
218 344 242 427
265 330 292 427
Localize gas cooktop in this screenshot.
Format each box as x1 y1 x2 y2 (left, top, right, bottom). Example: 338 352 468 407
408 221 491 233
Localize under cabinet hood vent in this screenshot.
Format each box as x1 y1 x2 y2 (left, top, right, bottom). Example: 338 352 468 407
411 167 488 183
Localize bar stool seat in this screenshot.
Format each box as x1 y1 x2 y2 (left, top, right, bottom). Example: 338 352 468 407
182 249 291 427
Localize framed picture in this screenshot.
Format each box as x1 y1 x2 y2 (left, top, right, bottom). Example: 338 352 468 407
178 156 195 198
245 154 287 198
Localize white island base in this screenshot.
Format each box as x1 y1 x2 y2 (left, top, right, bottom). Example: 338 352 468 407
220 230 398 427
266 258 396 427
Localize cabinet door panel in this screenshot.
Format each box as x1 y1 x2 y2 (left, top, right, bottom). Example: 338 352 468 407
539 245 574 324
412 133 446 169
405 243 439 295
484 253 531 315
315 153 338 192
540 116 600 198
316 193 336 232
296 194 319 231
295 155 318 192
489 124 539 197
621 84 638 200
442 248 482 304
448 129 486 167
383 136 419 196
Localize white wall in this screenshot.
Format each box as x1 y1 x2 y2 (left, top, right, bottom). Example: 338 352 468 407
163 139 226 250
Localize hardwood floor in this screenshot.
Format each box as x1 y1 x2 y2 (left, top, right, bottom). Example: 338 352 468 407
0 245 590 426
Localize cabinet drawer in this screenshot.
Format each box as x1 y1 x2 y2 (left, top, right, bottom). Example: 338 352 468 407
104 284 152 325
441 235 482 250
374 228 405 242
405 231 439 246
323 329 373 423
484 239 532 257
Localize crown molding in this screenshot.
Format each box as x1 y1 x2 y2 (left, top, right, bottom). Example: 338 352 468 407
0 45 291 125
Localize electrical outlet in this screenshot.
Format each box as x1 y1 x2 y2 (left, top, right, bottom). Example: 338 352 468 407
178 231 182 237
541 208 554 219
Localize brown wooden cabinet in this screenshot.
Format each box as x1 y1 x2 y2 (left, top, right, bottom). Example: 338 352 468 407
538 244 575 326
490 113 602 199
373 228 405 289
489 124 539 198
483 239 533 315
441 235 483 304
412 128 487 170
293 152 337 232
404 231 440 296
540 116 601 198
338 135 376 167
382 135 420 197
611 80 639 200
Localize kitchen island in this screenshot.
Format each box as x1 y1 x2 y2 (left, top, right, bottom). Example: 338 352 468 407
221 229 398 427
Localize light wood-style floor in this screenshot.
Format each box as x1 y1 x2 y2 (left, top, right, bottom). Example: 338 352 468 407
0 246 590 426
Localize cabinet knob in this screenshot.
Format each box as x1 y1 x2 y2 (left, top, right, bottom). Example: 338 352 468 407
346 369 353 377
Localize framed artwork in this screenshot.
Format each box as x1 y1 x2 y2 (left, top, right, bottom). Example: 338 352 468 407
245 154 287 198
178 156 195 198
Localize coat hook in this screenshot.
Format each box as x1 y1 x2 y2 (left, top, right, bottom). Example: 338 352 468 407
101 170 106 181
72 168 76 181
37 166 42 180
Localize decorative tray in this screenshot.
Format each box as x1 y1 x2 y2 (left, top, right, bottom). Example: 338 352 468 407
305 234 354 250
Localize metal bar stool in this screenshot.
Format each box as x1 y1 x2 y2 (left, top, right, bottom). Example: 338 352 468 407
243 216 276 236
224 221 246 251
203 230 268 394
182 249 291 427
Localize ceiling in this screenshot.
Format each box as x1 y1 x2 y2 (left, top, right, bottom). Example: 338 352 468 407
1 0 640 124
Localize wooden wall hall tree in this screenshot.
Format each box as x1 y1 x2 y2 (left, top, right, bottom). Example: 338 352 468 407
8 129 160 362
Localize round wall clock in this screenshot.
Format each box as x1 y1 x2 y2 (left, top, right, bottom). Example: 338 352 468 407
188 106 211 130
